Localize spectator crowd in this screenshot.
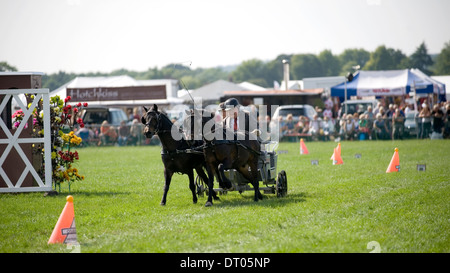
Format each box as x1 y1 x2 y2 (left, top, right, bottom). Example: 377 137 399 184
75 119 147 147
277 101 450 142
73 99 450 147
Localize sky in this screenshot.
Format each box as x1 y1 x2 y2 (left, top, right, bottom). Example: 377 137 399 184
1 0 449 74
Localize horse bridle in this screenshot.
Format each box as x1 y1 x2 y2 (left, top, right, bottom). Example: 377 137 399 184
145 110 181 135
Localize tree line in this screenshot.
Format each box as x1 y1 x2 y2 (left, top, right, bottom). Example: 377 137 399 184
1 41 449 91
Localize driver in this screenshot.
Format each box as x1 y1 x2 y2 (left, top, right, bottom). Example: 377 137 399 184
222 98 258 139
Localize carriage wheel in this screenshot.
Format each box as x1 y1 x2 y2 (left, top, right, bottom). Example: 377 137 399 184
276 170 287 197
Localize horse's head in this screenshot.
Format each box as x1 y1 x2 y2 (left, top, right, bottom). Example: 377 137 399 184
141 104 160 138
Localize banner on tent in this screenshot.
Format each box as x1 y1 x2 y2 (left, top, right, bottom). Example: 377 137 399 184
357 87 406 97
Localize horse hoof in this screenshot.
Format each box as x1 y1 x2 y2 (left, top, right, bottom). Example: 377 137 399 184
213 196 220 201
193 200 198 204
160 202 166 206
205 202 213 207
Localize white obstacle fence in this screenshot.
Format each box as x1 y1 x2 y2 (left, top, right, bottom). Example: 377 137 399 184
0 89 52 192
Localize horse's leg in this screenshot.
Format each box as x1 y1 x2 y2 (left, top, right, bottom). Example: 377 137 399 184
218 163 233 189
196 166 219 201
216 163 226 189
249 157 263 201
205 162 217 207
237 159 262 202
187 169 197 204
161 168 173 206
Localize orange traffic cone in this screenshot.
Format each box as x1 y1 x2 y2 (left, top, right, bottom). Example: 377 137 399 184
48 195 78 244
330 142 342 161
330 143 341 161
332 147 343 165
386 148 400 173
300 138 309 154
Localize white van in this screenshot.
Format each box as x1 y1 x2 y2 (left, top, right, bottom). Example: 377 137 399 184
341 99 378 115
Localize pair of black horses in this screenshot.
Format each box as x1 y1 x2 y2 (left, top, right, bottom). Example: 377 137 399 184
141 104 261 207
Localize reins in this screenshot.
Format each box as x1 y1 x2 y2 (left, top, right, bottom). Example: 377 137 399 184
146 110 205 156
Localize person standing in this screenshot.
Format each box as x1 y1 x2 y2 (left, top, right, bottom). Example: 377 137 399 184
392 109 405 140
419 104 432 139
431 104 444 138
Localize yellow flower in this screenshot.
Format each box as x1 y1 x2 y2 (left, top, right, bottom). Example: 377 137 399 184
61 134 69 142
69 135 82 145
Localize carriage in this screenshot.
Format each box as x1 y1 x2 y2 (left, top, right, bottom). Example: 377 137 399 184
195 141 288 198
141 104 287 206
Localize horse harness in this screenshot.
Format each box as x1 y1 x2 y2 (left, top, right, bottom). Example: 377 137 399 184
149 110 261 160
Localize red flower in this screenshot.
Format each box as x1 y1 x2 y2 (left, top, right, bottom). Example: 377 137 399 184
77 102 82 107
73 107 78 113
83 102 88 107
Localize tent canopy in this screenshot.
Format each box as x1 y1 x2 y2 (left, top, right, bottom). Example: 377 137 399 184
330 69 446 101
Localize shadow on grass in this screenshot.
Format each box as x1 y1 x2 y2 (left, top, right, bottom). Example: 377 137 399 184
201 192 311 208
43 190 131 198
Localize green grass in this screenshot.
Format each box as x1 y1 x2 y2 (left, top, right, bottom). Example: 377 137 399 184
1 139 449 253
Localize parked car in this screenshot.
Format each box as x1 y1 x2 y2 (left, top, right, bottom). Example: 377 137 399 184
164 104 190 123
269 104 317 133
271 104 317 121
80 107 128 126
404 111 418 137
341 99 378 116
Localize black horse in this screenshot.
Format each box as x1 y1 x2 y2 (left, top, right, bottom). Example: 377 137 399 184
141 104 217 206
184 109 263 207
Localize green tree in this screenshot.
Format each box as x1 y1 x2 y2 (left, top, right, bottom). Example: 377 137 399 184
338 48 370 74
408 42 433 75
433 41 450 75
290 54 323 80
318 50 341 76
264 54 292 88
42 71 77 91
231 59 268 87
0 61 18 72
194 67 229 88
364 45 407 70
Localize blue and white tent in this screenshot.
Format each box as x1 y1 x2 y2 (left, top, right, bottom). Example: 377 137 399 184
330 69 446 101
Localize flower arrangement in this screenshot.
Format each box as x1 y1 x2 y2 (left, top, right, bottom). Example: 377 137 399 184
12 109 28 129
15 94 88 193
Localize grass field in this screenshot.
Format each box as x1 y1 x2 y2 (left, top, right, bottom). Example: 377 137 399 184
0 139 449 253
